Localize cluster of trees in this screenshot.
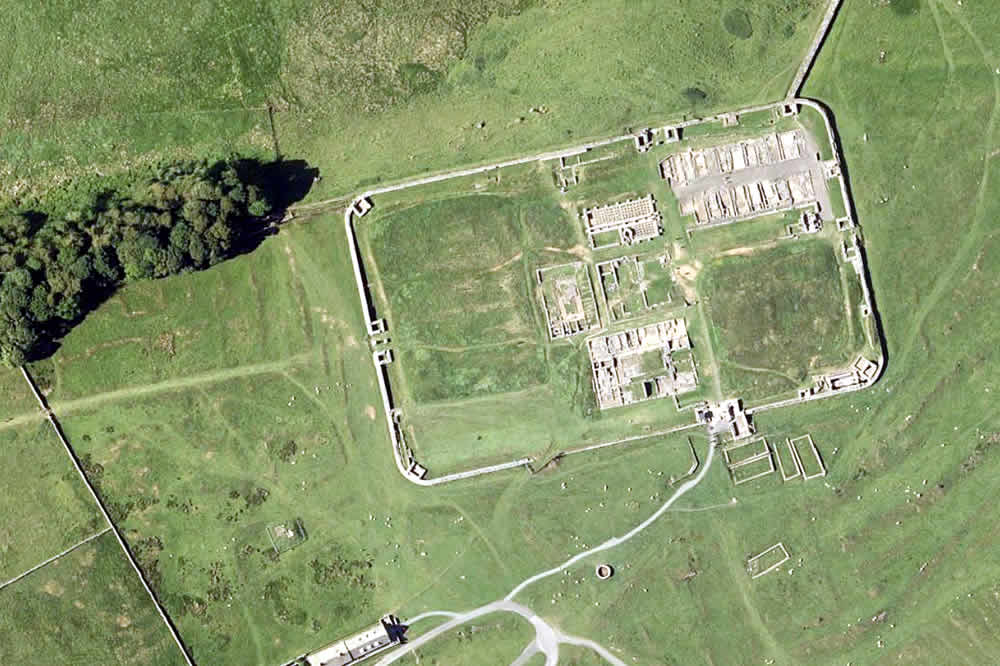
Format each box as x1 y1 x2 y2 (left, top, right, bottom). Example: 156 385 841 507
0 160 275 365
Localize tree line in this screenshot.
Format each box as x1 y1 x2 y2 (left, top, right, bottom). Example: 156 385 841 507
0 159 290 366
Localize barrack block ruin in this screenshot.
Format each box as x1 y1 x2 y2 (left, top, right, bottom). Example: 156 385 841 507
537 262 601 340
582 195 663 249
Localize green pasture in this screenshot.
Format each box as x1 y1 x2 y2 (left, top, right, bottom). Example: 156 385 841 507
687 209 802 257
557 645 608 664
365 195 534 348
16 210 701 664
701 240 865 404
0 0 830 206
0 531 184 665
508 1 1000 665
0 421 102 581
6 0 1000 665
34 226 315 403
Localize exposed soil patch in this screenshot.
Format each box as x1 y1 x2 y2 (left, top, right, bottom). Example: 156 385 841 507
543 244 589 259
488 251 522 272
78 547 97 568
365 405 376 420
720 246 757 257
43 580 65 596
674 259 702 302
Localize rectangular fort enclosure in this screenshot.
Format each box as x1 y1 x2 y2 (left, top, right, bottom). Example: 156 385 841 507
346 99 884 483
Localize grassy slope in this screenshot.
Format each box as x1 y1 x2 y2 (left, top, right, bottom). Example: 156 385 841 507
0 0 285 200
282 0 828 198
0 531 184 665
0 0 828 205
6 1 999 664
18 211 700 664
515 1 1000 664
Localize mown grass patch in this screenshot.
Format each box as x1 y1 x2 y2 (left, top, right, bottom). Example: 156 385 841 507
400 343 547 403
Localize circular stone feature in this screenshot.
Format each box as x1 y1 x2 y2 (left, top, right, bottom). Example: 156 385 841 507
595 564 614 580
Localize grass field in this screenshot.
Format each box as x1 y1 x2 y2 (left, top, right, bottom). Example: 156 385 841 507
701 239 866 403
6 0 1000 664
0 0 829 207
358 161 709 472
0 531 184 665
0 421 102 581
35 225 314 402
506 1 1000 665
366 195 534 348
4 210 702 664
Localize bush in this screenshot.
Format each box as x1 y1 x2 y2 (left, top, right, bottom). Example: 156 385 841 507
723 9 753 39
682 87 708 105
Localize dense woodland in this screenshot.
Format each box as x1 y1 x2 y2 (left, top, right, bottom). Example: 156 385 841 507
0 160 283 366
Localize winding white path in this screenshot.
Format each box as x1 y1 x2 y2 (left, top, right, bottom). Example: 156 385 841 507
375 436 717 665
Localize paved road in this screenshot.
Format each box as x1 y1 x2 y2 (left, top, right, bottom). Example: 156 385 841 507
380 600 624 666
377 435 718 665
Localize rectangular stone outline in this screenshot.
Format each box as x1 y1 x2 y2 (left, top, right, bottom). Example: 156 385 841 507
536 261 602 340
723 436 770 467
790 434 826 480
747 542 790 579
775 438 803 481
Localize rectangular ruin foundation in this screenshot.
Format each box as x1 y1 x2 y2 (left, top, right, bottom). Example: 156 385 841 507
597 254 672 322
747 542 791 579
659 128 838 229
536 262 601 340
723 437 770 467
775 438 802 481
789 434 826 480
729 450 776 486
678 171 817 226
660 130 806 186
588 319 697 410
582 195 662 249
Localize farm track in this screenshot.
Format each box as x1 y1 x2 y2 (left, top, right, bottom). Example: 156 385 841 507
1 353 313 431
894 1 1000 373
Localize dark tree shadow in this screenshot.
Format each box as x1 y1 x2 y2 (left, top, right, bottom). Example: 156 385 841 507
230 158 318 212
23 158 319 363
